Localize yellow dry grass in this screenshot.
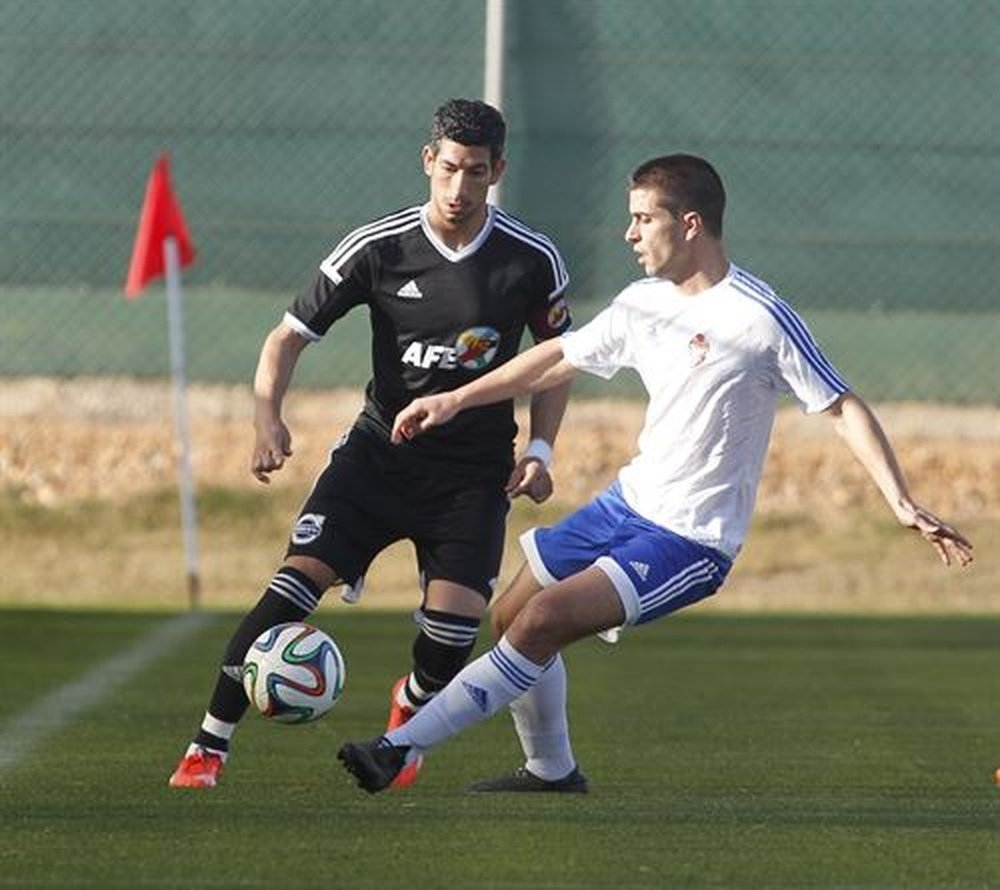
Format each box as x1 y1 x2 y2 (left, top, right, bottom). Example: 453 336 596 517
2 377 996 613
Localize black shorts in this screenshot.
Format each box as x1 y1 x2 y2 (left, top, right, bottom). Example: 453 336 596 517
285 426 509 600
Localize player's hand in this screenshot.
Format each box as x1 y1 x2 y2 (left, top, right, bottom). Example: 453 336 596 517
251 420 293 484
896 501 974 567
391 393 460 444
506 457 553 503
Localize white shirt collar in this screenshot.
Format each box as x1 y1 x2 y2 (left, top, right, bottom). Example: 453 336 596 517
420 203 496 262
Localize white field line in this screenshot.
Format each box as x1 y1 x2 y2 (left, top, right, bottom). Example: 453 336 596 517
0 611 215 779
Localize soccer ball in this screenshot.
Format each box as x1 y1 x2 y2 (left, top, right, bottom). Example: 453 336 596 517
242 622 346 724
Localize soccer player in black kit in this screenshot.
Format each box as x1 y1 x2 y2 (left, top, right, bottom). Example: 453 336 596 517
169 99 573 789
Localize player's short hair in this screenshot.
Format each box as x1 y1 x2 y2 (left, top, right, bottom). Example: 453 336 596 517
429 98 506 162
630 154 726 238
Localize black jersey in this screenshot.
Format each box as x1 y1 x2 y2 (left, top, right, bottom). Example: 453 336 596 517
285 203 571 472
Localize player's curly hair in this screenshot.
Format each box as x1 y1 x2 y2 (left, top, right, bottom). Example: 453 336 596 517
429 98 506 162
630 154 726 238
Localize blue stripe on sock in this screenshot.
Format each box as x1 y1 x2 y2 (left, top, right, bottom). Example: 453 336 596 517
488 648 535 692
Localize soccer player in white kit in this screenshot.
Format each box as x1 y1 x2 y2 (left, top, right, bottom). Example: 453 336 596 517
338 154 974 794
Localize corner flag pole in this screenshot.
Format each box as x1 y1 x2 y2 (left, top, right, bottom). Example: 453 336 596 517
163 235 201 610
124 153 201 610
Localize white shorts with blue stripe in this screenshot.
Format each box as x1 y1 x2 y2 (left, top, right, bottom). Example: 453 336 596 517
520 482 732 639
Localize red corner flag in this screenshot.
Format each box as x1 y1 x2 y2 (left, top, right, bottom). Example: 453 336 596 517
124 153 196 298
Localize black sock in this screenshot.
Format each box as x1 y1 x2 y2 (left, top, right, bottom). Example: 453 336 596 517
195 577 314 737
409 609 480 702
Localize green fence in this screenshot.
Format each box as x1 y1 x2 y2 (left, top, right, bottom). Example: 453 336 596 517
2 1 997 402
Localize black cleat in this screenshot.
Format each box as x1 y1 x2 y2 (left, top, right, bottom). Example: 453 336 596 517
337 737 409 794
467 765 589 794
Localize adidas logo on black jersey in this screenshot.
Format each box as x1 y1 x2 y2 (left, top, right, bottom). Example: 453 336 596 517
396 280 423 299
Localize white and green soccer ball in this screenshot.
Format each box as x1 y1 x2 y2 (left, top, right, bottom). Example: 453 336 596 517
243 622 346 724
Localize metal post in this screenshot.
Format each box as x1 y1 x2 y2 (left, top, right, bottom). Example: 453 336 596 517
164 235 201 610
484 0 506 207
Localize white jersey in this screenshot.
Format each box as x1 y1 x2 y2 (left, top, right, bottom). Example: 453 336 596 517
560 264 849 559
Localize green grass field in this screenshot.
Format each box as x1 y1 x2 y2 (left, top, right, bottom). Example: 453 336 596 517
1 609 998 889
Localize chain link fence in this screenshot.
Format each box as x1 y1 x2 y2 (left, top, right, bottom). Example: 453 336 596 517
2 0 997 401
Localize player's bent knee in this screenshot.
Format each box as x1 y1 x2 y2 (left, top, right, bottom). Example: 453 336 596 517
488 609 506 641
506 596 565 657
489 596 523 640
283 555 339 591
488 571 545 641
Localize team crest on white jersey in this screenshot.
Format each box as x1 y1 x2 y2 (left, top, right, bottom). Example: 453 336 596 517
396 279 423 299
291 513 325 545
688 333 710 367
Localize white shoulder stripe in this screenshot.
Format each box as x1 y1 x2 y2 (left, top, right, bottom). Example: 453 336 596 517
320 207 422 282
494 221 569 297
322 206 421 267
328 206 421 265
495 210 569 296
495 210 568 282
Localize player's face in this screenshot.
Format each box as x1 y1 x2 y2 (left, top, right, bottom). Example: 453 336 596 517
423 139 504 231
625 186 692 280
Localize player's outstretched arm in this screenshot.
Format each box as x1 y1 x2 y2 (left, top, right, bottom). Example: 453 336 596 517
506 378 572 503
251 322 310 483
825 392 973 567
392 338 576 443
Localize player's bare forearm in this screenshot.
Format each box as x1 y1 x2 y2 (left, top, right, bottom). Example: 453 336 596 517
826 392 973 566
504 377 572 502
253 323 308 421
503 377 572 502
392 338 577 442
528 377 571 449
250 322 309 482
827 393 910 514
461 337 575 407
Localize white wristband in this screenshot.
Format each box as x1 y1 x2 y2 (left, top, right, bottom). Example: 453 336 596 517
524 438 553 469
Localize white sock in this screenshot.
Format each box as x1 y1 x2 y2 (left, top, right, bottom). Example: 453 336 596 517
398 673 432 709
187 741 228 763
509 653 576 781
191 713 233 760
386 635 545 751
201 713 235 741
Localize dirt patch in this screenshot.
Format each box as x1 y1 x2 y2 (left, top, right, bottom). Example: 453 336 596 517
3 376 997 520
2 376 996 612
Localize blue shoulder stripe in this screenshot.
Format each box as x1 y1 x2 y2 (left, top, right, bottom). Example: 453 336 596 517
731 268 849 393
